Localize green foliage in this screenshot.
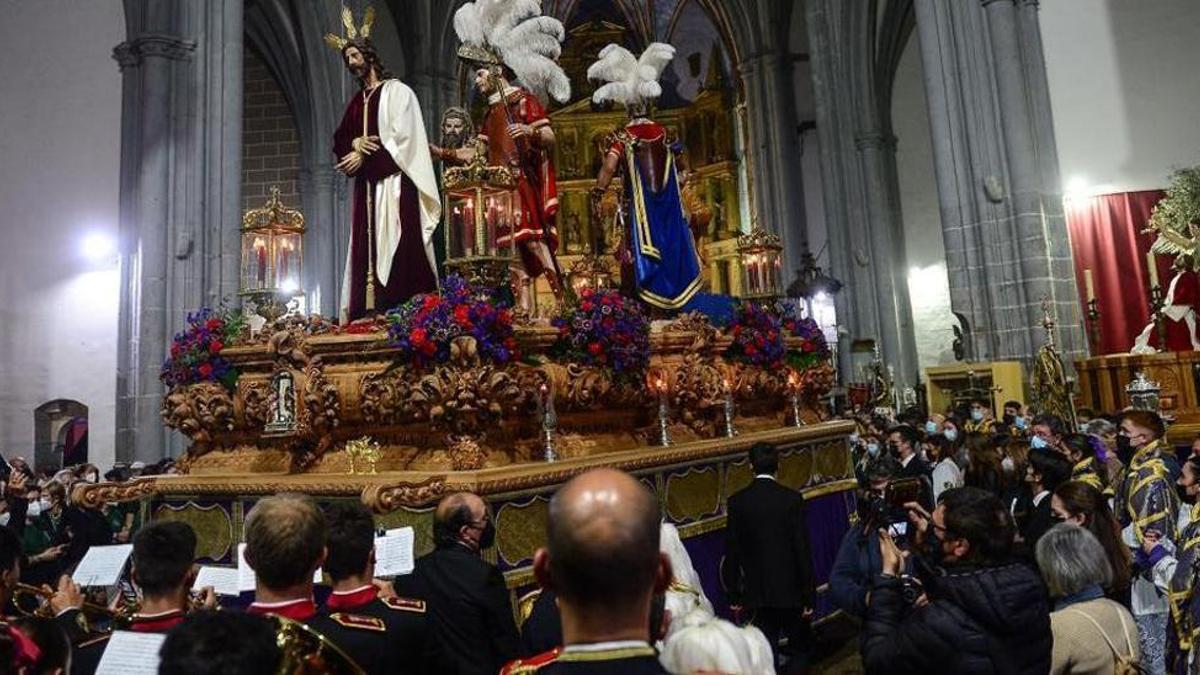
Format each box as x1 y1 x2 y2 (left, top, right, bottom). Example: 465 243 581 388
1149 166 1200 239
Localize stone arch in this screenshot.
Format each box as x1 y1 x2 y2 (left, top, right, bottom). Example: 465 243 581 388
34 400 88 471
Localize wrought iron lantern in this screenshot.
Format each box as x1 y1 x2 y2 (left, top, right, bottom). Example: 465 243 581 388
1126 371 1161 412
240 186 305 321
442 141 518 290
737 226 783 301
568 254 614 297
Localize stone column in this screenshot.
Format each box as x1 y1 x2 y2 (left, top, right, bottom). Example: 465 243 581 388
114 0 244 462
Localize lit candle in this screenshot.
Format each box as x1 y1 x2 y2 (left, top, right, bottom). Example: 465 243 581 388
254 238 267 287
463 201 475 256
1083 269 1095 302
279 240 292 282
1147 251 1160 288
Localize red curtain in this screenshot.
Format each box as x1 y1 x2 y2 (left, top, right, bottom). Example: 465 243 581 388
1066 191 1177 354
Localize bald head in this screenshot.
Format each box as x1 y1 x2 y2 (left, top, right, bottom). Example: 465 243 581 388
433 492 487 548
544 469 665 614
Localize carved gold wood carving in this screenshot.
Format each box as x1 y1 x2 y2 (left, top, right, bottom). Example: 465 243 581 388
71 479 156 510
411 337 530 436
296 359 340 467
671 353 726 436
361 477 447 513
161 382 235 455
664 466 722 523
241 380 272 428
153 502 234 562
360 365 417 426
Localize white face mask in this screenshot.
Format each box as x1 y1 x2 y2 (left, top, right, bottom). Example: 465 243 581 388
971 410 985 422
944 428 958 442
1002 456 1015 474
26 500 42 518
86 473 99 484
0 513 9 527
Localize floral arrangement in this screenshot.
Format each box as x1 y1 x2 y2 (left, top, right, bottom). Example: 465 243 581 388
550 288 651 378
783 308 831 370
161 307 246 390
723 302 786 368
386 275 518 367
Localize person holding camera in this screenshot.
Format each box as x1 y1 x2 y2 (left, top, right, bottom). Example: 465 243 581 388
830 456 908 618
861 486 1052 675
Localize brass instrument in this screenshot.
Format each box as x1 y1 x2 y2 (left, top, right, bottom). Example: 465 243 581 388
269 615 365 675
12 582 133 629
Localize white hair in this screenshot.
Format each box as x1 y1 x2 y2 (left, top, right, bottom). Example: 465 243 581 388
660 615 768 675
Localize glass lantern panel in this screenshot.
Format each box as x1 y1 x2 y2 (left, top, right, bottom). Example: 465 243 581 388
274 232 302 293
242 233 271 291
446 191 476 260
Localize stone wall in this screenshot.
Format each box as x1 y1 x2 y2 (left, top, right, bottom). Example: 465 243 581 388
242 46 300 212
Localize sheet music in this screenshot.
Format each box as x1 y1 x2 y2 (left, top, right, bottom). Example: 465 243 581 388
95 631 165 675
376 527 415 577
194 565 240 596
238 542 323 592
73 544 133 587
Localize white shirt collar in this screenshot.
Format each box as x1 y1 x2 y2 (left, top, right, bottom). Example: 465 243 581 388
900 453 914 468
754 474 776 481
330 585 374 597
562 640 652 654
1032 490 1050 507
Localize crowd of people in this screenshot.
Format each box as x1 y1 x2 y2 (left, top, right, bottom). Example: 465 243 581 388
839 398 1193 674
2 398 1197 674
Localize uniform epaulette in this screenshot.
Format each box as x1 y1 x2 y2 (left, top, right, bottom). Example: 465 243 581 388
381 596 426 614
501 647 562 674
78 633 112 649
328 612 386 632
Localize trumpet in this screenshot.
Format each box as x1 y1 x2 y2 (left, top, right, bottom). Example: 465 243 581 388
12 582 133 628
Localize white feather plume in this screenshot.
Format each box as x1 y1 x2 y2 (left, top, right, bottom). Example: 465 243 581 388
454 0 571 104
589 42 676 108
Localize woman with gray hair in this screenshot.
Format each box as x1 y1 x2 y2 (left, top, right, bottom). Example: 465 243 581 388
1036 522 1140 674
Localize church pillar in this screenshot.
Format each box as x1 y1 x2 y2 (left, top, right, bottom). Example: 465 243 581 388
739 51 808 281
913 0 1084 365
113 0 243 462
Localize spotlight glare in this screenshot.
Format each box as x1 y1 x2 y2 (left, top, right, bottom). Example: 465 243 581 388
82 233 114 261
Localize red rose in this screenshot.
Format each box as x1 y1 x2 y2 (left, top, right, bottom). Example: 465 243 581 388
170 344 182 358
733 326 743 337
581 288 594 300
745 345 757 356
588 342 603 356
421 342 437 356
581 301 594 312
423 295 440 311
209 340 223 354
198 363 213 378
410 328 428 345
206 318 222 331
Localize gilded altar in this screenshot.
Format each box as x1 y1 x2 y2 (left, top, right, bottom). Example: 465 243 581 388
1076 351 1200 443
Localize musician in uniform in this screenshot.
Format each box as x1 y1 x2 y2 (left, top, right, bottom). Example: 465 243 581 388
322 501 439 674
502 469 672 674
244 493 391 674
71 520 218 672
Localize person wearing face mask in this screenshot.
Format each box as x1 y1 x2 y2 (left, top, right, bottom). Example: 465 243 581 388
1114 410 1181 675
1002 400 1027 436
404 491 519 675
1139 456 1200 673
964 399 997 435
927 435 964 505
1020 448 1073 554
1050 481 1133 604
1030 413 1068 456
863 487 1052 674
1061 433 1111 496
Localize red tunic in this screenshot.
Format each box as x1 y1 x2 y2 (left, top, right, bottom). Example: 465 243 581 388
478 88 559 277
333 83 436 322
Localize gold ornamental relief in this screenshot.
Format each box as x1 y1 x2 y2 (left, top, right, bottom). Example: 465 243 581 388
778 447 815 490
664 466 721 524
813 440 853 482
240 380 272 428
494 497 550 567
153 502 234 562
724 460 753 502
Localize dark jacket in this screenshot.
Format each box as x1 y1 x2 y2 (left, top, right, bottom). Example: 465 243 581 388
1020 493 1055 554
721 476 814 610
861 561 1052 675
404 543 521 675
829 526 886 618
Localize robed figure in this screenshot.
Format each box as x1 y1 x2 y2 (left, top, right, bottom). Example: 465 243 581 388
590 43 702 310
329 32 440 323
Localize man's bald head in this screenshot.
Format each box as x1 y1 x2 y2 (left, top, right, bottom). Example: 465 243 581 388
543 469 666 614
433 492 486 548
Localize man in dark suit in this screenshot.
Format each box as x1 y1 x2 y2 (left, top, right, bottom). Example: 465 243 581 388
889 424 931 481
1022 447 1073 551
722 443 815 674
502 468 671 674
406 491 520 675
322 501 439 674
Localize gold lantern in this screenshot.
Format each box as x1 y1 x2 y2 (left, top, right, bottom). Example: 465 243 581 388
568 254 614 296
737 226 783 301
442 142 518 290
240 186 305 321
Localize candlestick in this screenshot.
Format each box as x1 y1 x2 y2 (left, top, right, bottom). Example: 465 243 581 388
652 377 672 447
786 371 805 427
1083 269 1095 302
1148 252 1160 288
1086 298 1102 354
539 383 558 462
1150 284 1167 352
722 377 738 438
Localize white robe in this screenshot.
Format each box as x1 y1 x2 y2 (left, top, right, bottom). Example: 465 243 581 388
339 79 441 323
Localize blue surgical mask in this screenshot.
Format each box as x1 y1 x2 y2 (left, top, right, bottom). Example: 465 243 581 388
866 442 881 458
944 429 958 442
971 410 984 422
925 421 938 435
1031 435 1048 450
1014 416 1027 430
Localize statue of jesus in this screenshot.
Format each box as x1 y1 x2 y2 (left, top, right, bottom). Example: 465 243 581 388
329 23 440 324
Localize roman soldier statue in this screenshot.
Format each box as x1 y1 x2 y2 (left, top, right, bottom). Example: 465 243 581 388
589 43 703 311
